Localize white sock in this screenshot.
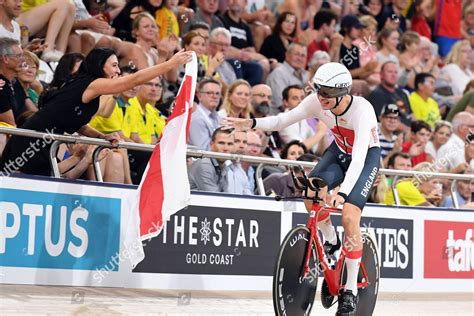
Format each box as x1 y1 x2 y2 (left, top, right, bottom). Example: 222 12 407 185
317 218 337 245
345 255 362 295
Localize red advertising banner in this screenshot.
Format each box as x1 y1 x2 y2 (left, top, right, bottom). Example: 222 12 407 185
424 220 474 279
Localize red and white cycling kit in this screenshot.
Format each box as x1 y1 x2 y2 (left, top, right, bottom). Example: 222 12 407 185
255 93 380 202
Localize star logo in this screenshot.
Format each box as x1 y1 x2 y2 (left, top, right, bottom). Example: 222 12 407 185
200 218 212 245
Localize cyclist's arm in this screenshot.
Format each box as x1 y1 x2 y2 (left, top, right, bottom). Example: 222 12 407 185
255 93 321 131
338 107 377 197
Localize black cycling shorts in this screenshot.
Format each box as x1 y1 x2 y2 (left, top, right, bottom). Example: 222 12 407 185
308 142 381 210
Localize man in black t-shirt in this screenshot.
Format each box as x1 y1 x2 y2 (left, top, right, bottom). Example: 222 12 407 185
0 38 30 126
368 61 413 128
218 0 270 85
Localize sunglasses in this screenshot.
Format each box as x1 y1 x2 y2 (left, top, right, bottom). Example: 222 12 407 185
313 83 347 98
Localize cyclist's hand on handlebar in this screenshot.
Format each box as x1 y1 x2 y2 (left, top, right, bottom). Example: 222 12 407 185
326 192 345 208
221 117 253 132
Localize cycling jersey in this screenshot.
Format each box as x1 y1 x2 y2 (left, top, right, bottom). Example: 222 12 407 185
255 93 380 198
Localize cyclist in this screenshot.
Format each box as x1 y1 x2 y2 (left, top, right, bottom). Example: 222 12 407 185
223 62 381 315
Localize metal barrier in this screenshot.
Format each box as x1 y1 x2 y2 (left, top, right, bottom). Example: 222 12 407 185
0 127 472 209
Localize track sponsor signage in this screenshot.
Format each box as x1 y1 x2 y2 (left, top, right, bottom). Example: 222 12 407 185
134 205 281 276
424 220 474 279
0 188 121 270
292 213 413 278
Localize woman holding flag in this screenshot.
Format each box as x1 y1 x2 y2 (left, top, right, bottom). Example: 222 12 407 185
0 48 193 176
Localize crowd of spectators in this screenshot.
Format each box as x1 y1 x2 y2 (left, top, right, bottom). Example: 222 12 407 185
0 0 473 209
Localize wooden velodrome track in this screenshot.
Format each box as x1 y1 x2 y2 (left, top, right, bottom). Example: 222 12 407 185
0 285 472 315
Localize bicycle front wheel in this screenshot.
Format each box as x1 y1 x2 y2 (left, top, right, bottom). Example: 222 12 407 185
273 225 319 316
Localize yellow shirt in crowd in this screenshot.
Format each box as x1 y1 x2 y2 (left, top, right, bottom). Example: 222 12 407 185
385 179 427 206
90 98 129 134
124 97 166 144
21 0 47 12
155 6 179 39
409 92 441 128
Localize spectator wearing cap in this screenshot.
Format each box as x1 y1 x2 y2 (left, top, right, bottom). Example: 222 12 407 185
379 104 402 161
266 42 309 114
409 73 441 128
306 9 341 64
368 61 412 128
188 127 233 192
337 15 378 80
189 78 222 150
438 112 474 173
401 120 433 167
278 85 328 155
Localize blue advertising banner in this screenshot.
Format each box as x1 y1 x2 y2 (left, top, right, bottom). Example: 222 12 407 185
0 188 121 271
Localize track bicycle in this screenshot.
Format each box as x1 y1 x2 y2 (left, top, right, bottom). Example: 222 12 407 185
272 166 380 316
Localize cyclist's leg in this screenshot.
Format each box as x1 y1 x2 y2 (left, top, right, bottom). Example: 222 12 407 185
305 143 345 246
340 146 381 300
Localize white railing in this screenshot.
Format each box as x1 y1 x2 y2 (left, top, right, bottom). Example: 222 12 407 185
0 127 472 209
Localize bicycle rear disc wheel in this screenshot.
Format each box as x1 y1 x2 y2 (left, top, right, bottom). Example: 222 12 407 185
273 225 319 316
340 231 380 316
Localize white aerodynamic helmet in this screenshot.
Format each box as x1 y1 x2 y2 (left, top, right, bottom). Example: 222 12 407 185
312 62 352 98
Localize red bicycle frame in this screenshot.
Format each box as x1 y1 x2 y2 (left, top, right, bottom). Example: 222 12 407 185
301 202 370 297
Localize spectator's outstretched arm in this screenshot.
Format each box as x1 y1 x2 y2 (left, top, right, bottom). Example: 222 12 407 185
83 50 193 102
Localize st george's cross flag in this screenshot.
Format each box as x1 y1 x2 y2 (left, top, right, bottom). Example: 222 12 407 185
126 53 197 268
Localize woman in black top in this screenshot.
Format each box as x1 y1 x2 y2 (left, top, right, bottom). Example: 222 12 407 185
0 47 192 176
260 12 297 63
